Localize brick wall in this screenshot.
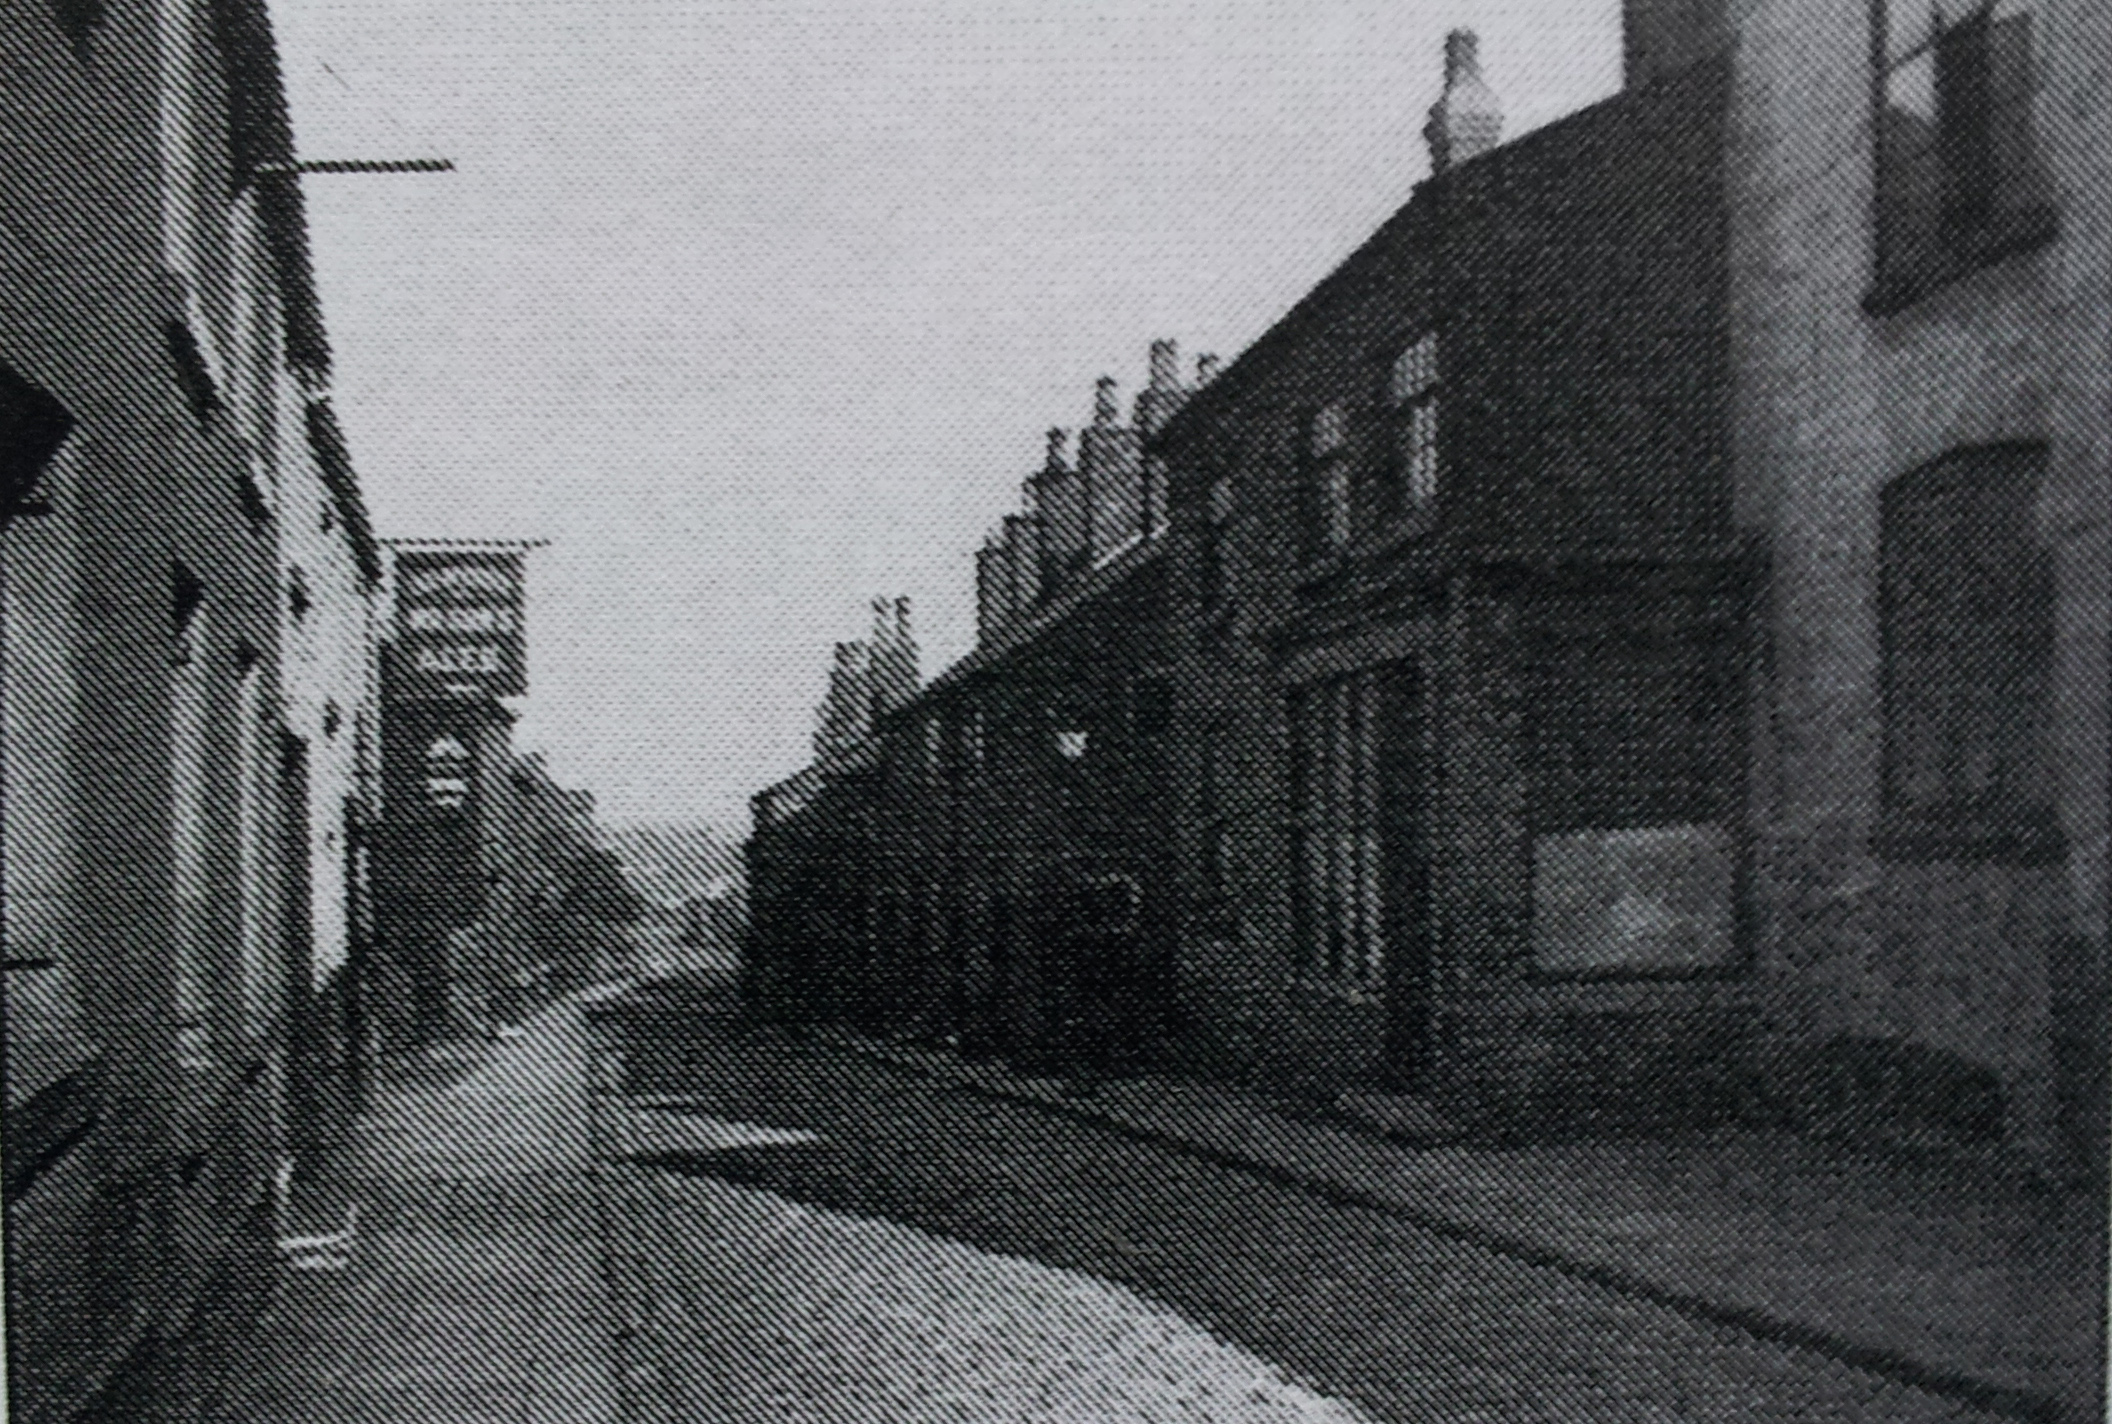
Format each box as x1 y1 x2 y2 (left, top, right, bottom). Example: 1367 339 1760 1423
1440 58 1732 559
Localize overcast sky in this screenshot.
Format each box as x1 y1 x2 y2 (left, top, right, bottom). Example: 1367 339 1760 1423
272 0 1622 830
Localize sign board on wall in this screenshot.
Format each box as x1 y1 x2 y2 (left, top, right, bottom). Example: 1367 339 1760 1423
1530 822 1735 974
393 547 527 698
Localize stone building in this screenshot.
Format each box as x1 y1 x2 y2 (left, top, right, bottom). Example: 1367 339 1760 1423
745 4 2107 1171
747 594 920 1022
1148 2 2109 1167
0 0 385 1417
1703 0 2110 1164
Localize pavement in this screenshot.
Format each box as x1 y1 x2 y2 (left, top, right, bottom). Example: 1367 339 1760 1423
787 1023 2105 1424
209 977 2106 1424
210 986 1397 1424
213 999 619 1424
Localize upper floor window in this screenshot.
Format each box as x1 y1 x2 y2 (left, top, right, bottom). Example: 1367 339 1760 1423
0 361 73 528
1385 334 1440 512
1303 403 1353 558
1199 474 1235 620
924 714 944 777
1879 442 2057 862
1873 0 2054 310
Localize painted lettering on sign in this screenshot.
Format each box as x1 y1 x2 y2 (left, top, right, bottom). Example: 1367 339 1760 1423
415 646 505 674
403 566 517 598
393 549 529 696
405 607 518 634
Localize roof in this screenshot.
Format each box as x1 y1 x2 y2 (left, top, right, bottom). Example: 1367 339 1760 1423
304 398 384 586
210 0 330 379
915 536 1167 703
1150 58 1728 455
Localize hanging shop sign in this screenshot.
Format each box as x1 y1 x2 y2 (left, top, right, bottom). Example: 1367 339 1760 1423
423 732 472 811
394 547 527 698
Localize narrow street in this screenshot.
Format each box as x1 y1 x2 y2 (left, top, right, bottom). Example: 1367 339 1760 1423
600 1000 2025 1424
213 984 2068 1423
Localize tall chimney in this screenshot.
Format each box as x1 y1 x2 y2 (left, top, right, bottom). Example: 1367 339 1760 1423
1147 339 1179 391
1133 338 1188 438
1623 0 1728 88
1037 425 1088 599
1424 29 1503 175
1093 376 1120 427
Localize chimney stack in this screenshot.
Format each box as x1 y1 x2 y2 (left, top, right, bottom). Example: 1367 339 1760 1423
1622 0 1728 89
1147 339 1179 391
1093 376 1120 427
1195 353 1221 385
1424 29 1503 175
1044 426 1069 473
1133 338 1189 437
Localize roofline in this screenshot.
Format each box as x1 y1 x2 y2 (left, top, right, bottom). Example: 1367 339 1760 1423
913 536 1167 704
1151 59 1728 454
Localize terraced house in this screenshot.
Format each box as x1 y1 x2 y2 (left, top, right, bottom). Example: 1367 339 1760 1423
1154 27 1747 1130
744 0 2109 1175
748 350 1203 1071
0 1 385 1418
1156 0 2109 1168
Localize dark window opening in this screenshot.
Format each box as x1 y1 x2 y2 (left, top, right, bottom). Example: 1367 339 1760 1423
48 0 103 56
1524 614 1741 835
166 319 220 429
1871 0 2054 311
171 562 206 639
1300 405 1353 563
0 361 73 526
1879 441 2058 862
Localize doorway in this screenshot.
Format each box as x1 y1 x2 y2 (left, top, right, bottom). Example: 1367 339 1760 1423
1376 661 1434 1090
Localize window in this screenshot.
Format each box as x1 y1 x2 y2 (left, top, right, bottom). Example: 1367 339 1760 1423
1522 602 1741 975
49 0 102 56
1303 404 1353 558
0 361 73 527
170 579 215 1072
1288 671 1384 995
1880 442 2056 861
1873 0 2053 308
1199 474 1235 632
1196 719 1231 917
1385 334 1440 513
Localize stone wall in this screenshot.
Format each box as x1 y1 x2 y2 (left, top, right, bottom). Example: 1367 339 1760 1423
1726 0 2112 1162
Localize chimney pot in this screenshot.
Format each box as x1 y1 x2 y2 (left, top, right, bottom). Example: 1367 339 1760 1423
1148 339 1179 391
1444 28 1478 85
1425 27 1504 174
1043 427 1069 472
1093 377 1119 426
1623 0 1729 88
1196 353 1221 385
